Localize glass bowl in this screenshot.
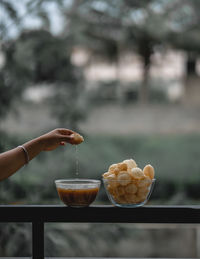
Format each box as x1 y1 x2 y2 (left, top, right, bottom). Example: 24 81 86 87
55 179 101 207
103 178 156 208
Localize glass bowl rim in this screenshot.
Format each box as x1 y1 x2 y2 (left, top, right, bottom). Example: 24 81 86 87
102 178 156 182
55 178 101 185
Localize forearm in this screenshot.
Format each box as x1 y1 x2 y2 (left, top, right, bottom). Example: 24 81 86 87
0 137 43 181
0 128 83 181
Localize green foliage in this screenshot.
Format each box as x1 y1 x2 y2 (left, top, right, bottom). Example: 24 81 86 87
12 30 74 83
185 178 200 199
0 223 31 257
0 0 19 40
0 28 87 129
45 222 198 257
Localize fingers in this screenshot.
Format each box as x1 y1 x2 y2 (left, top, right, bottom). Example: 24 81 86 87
53 128 84 145
59 135 73 143
57 128 74 135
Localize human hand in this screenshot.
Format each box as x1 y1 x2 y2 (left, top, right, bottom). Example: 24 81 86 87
39 128 75 151
0 128 84 181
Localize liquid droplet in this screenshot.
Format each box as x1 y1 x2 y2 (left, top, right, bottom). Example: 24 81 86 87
75 145 79 177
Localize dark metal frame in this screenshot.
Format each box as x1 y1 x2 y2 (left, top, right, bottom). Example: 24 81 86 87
0 205 200 259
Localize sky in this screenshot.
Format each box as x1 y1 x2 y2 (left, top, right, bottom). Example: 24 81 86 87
1 0 72 38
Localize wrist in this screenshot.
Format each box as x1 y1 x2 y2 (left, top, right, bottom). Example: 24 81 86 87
18 145 30 164
23 136 44 161
34 136 46 152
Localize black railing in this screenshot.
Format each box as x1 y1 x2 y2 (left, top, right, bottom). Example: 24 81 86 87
0 205 200 259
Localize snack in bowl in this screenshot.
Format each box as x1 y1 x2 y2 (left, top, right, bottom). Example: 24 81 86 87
55 179 101 207
102 159 155 207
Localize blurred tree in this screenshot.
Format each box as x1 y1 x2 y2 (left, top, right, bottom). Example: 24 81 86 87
64 0 171 103
64 0 125 100
115 0 173 103
0 0 19 40
0 1 20 119
65 0 200 102
167 0 200 79
0 0 86 130
0 29 85 130
2 0 200 110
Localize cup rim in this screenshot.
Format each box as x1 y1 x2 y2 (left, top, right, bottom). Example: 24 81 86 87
102 178 156 182
55 178 101 184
